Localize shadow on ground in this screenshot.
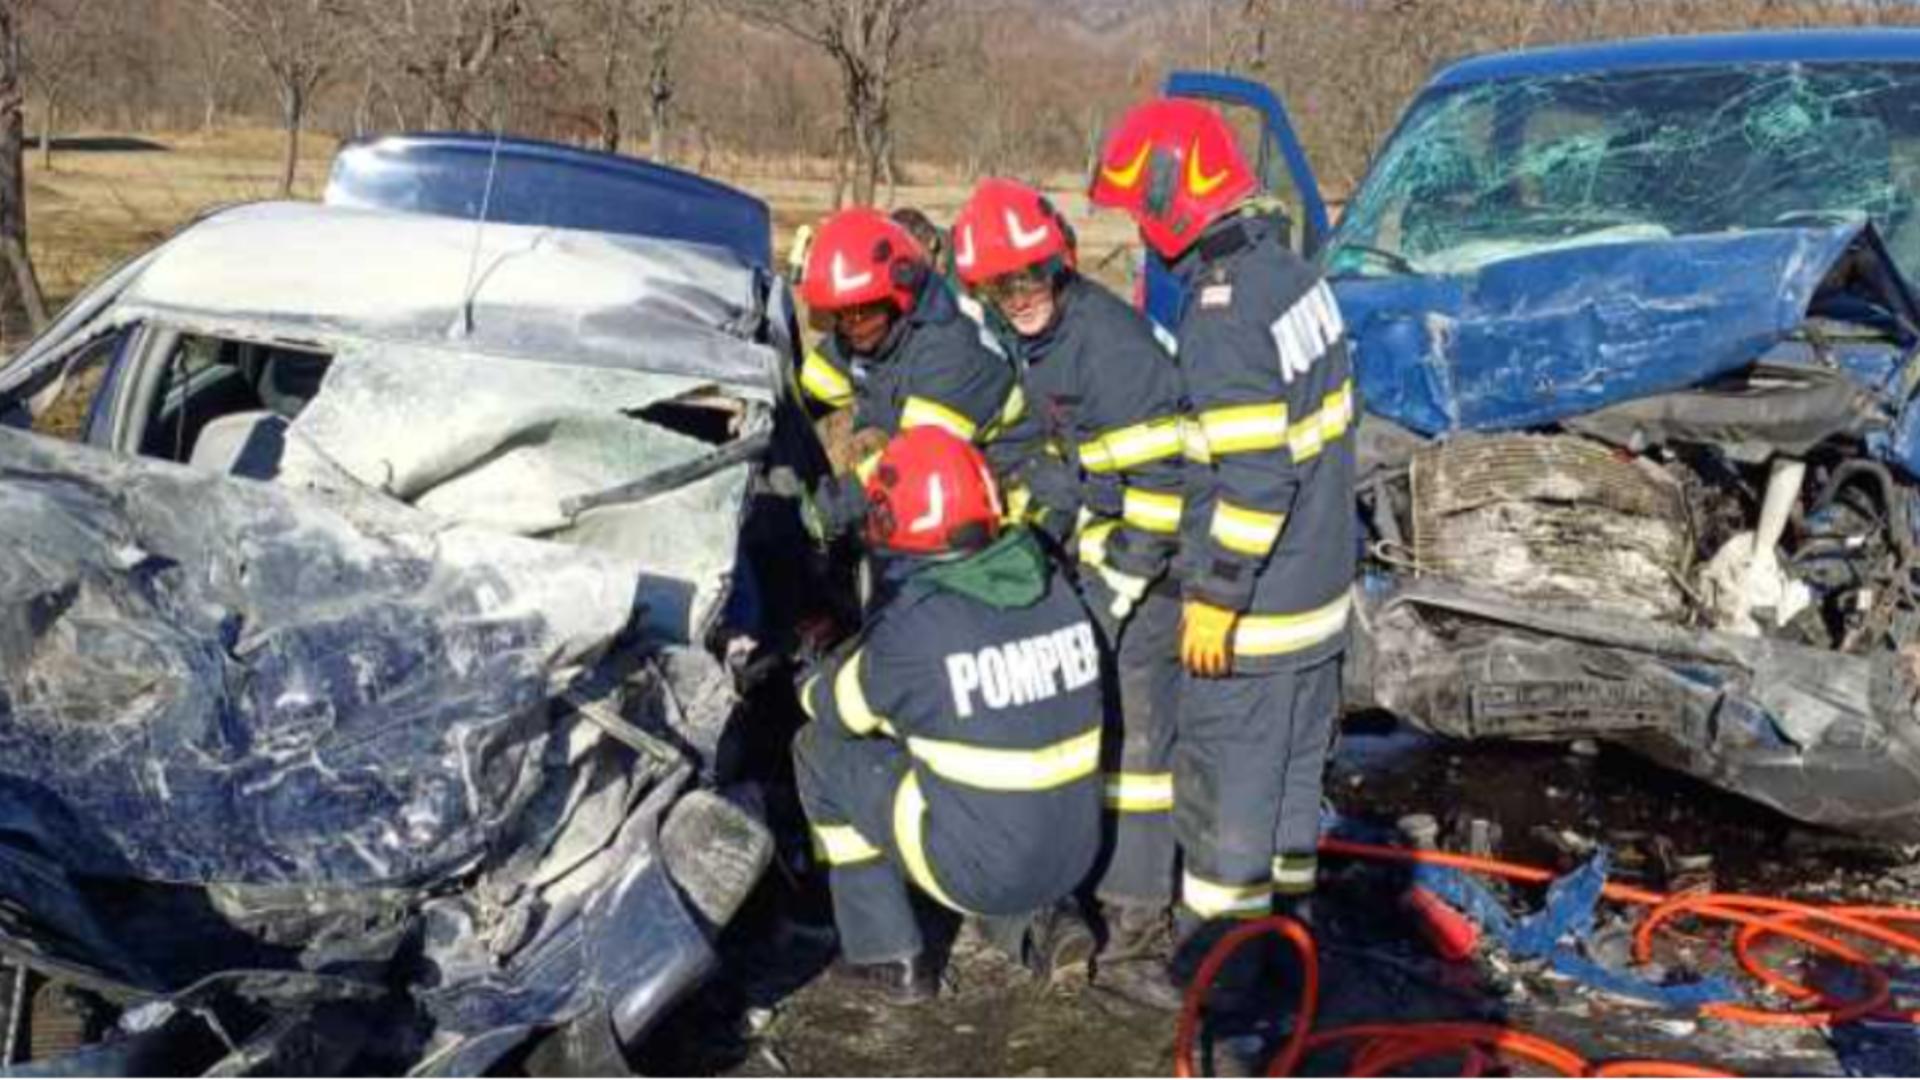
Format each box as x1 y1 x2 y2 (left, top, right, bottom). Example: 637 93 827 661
26 136 169 153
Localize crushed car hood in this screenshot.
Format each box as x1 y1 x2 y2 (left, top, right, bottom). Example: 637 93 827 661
0 429 742 1073
1343 222 1904 435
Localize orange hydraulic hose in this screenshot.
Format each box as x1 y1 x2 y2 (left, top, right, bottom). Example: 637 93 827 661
1169 839 1920 1077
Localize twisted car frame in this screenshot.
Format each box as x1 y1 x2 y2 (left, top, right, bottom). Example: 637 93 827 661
1156 30 1920 840
0 136 835 1073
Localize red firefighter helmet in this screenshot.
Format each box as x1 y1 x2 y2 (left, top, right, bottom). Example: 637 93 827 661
864 427 1003 556
951 178 1073 288
800 208 930 315
1088 98 1257 260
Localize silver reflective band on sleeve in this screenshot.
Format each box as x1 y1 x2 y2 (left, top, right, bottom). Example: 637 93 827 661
811 823 884 866
800 351 854 408
1104 772 1174 813
1232 592 1352 658
900 395 979 440
1271 853 1318 893
1181 872 1272 919
1210 501 1286 557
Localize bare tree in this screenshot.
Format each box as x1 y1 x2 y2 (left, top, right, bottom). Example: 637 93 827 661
20 0 97 171
0 1 45 344
351 0 548 130
571 0 689 157
207 0 341 196
727 0 940 206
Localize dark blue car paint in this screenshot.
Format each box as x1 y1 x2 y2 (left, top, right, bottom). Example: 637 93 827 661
1338 223 1900 436
325 133 773 270
1431 28 1920 90
1154 43 1920 465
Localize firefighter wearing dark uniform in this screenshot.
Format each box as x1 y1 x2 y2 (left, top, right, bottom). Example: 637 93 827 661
952 177 1186 952
793 208 1021 535
792 427 1104 1003
1091 100 1356 950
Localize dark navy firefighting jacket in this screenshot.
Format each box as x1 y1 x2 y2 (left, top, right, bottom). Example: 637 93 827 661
800 530 1103 914
996 275 1187 585
1172 214 1358 673
796 276 1020 469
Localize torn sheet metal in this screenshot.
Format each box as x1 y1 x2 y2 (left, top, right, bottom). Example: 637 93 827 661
1356 578 1920 840
0 428 752 1072
280 343 756 644
0 426 640 884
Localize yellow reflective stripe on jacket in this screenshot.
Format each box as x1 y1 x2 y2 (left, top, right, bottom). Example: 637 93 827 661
1211 500 1287 557
1105 772 1174 813
1182 418 1210 464
811 823 883 866
833 649 890 736
894 772 970 912
1197 401 1289 456
1272 853 1319 893
1081 417 1184 474
799 674 821 721
799 350 854 409
1182 872 1272 919
1078 518 1119 569
906 726 1101 792
982 383 1026 440
1232 592 1352 657
1287 379 1355 463
1121 487 1183 535
900 395 978 440
1002 481 1034 526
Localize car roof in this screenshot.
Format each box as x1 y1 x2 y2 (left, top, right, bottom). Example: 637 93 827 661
112 200 778 394
326 133 773 270
1431 29 1920 90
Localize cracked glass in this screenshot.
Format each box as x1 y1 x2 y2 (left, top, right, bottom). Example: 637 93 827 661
1329 62 1920 280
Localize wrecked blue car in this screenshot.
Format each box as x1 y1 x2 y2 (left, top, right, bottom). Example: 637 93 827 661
1167 31 1920 840
0 137 831 1072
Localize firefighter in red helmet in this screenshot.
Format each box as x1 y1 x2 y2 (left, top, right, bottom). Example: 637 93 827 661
792 428 1104 1003
1089 98 1358 1003
792 208 1021 541
953 176 1187 979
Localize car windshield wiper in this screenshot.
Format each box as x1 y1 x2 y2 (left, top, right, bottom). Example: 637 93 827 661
1331 242 1419 276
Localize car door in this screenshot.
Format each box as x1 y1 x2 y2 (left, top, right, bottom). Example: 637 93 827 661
1140 71 1330 331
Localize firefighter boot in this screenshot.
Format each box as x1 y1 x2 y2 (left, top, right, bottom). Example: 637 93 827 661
826 953 940 1006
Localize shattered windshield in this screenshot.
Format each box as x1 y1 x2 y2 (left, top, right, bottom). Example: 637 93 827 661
1329 62 1920 280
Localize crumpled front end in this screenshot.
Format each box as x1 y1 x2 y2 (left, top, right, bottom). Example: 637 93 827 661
1351 219 1920 839
0 429 771 1074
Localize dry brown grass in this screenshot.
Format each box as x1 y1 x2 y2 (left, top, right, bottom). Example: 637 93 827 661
26 129 338 310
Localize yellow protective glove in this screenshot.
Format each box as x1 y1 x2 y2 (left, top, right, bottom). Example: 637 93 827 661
1180 600 1238 678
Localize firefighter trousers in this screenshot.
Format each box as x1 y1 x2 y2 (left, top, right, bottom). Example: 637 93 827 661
793 721 1040 965
1172 655 1341 925
1084 582 1181 910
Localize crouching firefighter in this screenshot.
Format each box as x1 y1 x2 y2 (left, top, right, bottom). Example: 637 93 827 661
792 208 1021 541
952 177 1187 974
792 427 1105 1003
1090 99 1358 990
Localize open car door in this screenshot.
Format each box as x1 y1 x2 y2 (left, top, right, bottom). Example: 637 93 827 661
1141 71 1331 330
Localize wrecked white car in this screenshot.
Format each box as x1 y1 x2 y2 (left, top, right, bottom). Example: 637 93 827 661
0 137 834 1073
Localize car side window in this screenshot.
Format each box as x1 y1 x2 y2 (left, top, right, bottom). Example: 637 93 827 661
139 336 331 464
28 329 128 441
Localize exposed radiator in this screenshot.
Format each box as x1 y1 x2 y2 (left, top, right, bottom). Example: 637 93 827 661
1411 435 1692 620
